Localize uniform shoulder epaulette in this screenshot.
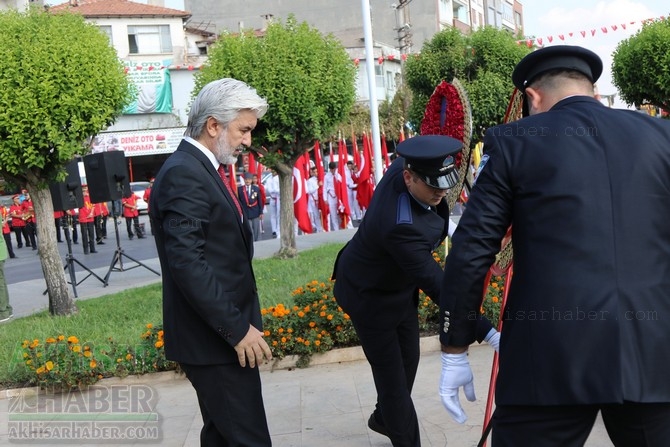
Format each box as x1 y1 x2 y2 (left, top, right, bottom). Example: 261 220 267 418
396 192 413 225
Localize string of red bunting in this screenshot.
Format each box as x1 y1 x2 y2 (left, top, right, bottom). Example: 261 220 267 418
123 64 202 73
516 15 666 48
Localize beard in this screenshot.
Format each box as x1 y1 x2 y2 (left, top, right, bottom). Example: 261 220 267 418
214 129 241 166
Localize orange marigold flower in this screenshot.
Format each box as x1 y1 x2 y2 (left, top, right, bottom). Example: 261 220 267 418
278 327 284 333
155 340 164 348
146 323 153 329
298 311 305 318
57 335 65 341
45 337 56 344
45 361 54 371
84 351 92 358
315 340 321 346
293 305 300 311
281 337 287 343
272 341 278 346
309 322 316 328
287 328 294 333
126 353 133 361
263 330 271 337
344 314 350 320
90 360 97 368
327 315 333 320
72 345 81 353
36 366 45 374
492 296 499 303
67 336 79 344
304 340 310 346
320 311 326 317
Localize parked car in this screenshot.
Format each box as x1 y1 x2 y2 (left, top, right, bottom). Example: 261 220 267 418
129 181 150 214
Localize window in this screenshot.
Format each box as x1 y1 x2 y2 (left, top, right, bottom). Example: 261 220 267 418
128 25 172 54
375 64 385 88
386 71 395 90
99 25 112 43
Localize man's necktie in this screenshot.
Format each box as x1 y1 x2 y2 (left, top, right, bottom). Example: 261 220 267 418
217 164 243 218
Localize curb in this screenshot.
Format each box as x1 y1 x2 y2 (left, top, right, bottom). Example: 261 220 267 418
0 335 441 399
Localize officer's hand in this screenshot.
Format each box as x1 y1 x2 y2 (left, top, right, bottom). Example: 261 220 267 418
439 352 476 424
234 325 273 368
484 328 500 352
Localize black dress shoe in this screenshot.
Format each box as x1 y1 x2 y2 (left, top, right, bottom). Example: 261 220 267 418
96 240 105 245
367 413 389 437
90 250 98 253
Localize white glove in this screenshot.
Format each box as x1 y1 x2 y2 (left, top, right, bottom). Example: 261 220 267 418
439 352 476 424
484 328 500 352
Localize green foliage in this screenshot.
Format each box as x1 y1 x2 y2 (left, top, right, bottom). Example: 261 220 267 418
261 280 358 367
612 18 670 113
404 26 530 143
194 15 357 166
0 8 131 184
101 324 177 378
21 335 104 390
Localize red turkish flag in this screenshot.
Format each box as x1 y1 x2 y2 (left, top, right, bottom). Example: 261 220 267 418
352 133 361 168
313 141 329 231
247 152 257 175
227 165 238 197
399 126 405 142
337 137 351 228
356 133 374 210
380 134 391 171
293 155 313 234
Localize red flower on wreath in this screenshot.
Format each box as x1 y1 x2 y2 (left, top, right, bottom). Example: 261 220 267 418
420 80 465 168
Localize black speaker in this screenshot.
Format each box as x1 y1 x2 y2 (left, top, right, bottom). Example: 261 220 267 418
50 160 84 211
82 151 131 203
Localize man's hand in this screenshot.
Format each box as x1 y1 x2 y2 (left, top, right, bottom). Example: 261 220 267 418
234 325 273 368
439 352 476 424
484 328 500 352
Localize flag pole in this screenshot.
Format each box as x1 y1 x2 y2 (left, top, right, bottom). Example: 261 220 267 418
361 0 384 185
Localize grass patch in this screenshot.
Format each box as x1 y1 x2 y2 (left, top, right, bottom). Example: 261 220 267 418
0 243 345 389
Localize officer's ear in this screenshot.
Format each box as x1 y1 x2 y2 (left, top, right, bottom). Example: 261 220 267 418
402 169 414 188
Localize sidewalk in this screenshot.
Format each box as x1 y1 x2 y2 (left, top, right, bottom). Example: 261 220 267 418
0 228 613 446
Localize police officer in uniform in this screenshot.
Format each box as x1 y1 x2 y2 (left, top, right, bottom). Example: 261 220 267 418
332 135 499 447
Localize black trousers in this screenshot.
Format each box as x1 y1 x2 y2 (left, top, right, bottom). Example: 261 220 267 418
12 226 29 248
352 299 421 447
79 222 95 254
24 222 37 249
491 401 670 447
180 362 271 447
3 233 15 258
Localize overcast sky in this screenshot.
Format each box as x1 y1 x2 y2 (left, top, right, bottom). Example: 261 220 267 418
521 0 669 108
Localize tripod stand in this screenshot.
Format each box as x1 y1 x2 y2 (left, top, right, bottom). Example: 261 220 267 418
43 216 106 298
102 201 160 286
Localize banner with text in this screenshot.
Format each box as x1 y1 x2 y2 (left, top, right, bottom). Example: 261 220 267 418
123 60 173 114
91 127 185 157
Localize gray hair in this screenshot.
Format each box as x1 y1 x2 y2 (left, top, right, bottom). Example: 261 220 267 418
185 78 268 138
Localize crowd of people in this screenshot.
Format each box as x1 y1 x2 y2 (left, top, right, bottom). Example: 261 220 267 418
0 184 151 260
3 42 670 446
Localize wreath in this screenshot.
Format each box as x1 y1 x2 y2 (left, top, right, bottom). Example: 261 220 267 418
419 78 473 210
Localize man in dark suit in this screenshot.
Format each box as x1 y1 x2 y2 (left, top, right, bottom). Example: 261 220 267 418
332 135 499 447
238 172 263 241
149 78 273 446
440 45 670 445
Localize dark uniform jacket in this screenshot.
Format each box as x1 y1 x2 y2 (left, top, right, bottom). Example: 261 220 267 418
150 140 259 365
332 158 450 328
441 96 670 406
238 183 263 220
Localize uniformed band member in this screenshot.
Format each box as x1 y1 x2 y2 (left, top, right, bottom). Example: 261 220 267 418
332 135 499 447
237 172 263 241
439 45 670 446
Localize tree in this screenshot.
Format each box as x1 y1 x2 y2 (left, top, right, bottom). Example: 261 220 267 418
612 18 670 114
194 16 356 257
404 26 530 143
0 8 131 315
